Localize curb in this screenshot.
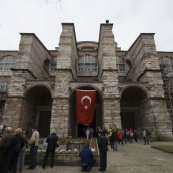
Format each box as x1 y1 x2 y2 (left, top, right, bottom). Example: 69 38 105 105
151 146 173 154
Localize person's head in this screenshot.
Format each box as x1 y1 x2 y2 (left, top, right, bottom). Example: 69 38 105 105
3 125 6 129
98 131 102 136
32 127 37 132
15 128 22 135
51 129 56 134
84 143 90 148
5 127 12 133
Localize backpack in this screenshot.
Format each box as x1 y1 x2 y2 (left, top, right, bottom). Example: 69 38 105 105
130 132 133 137
15 142 22 153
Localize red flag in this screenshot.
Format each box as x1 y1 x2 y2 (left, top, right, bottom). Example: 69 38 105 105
76 90 96 124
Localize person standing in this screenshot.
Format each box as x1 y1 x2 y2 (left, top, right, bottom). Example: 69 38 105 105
79 143 96 172
17 129 28 172
129 129 134 144
146 129 153 144
85 128 90 140
143 129 147 145
27 127 39 169
97 131 108 172
6 128 24 173
0 127 14 173
117 129 123 145
133 129 138 143
112 129 118 151
42 129 58 169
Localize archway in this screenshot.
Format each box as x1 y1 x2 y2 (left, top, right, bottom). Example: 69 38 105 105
24 85 52 137
120 85 148 133
70 86 102 137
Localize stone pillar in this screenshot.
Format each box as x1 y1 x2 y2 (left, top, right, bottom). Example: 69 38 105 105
51 23 77 137
98 23 121 129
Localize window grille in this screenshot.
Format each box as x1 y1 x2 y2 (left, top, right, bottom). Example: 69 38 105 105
0 82 8 92
116 56 129 76
0 56 16 76
49 56 58 76
77 55 98 76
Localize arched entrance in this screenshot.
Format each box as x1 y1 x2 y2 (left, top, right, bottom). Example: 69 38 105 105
120 85 148 132
24 85 52 137
70 86 102 137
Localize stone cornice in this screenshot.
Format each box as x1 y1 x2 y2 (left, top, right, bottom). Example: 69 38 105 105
142 97 167 103
70 81 103 84
103 97 120 100
7 95 31 101
137 68 161 81
55 68 74 79
10 68 37 79
101 68 118 77
52 97 70 100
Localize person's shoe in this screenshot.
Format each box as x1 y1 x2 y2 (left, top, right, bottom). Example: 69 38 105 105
27 167 34 169
86 167 91 172
42 166 45 169
98 168 104 172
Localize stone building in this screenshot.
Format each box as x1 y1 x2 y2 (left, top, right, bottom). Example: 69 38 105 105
0 22 173 138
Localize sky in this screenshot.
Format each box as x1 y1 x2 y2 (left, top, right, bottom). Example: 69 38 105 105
0 0 173 52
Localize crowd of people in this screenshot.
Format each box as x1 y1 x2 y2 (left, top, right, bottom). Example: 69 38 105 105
0 124 153 173
81 126 153 172
0 125 59 173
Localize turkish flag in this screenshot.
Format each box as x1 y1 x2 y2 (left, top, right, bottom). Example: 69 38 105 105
76 90 96 124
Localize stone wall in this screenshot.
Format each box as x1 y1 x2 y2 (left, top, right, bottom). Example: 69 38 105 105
2 33 52 128
139 99 172 137
98 24 121 129
17 34 52 79
125 34 159 81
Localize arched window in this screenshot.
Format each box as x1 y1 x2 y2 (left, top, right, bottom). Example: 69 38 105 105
0 82 8 92
49 56 58 76
0 56 16 76
77 55 98 76
116 56 129 76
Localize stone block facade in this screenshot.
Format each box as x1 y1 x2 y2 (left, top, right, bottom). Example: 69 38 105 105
0 22 172 138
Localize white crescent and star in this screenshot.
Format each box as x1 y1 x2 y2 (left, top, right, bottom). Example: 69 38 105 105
81 96 91 109
81 96 91 105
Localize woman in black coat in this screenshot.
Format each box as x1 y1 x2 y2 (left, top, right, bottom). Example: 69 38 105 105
5 128 24 173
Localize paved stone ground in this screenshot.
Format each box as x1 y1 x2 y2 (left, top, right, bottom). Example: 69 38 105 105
23 139 173 173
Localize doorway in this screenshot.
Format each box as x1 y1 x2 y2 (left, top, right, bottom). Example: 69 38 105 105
38 111 51 137
70 86 102 137
121 112 136 130
78 110 96 137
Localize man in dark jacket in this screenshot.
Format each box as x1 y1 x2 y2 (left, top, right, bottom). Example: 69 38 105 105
42 129 58 169
0 127 14 173
79 143 96 172
110 129 118 151
6 128 24 173
97 131 108 172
